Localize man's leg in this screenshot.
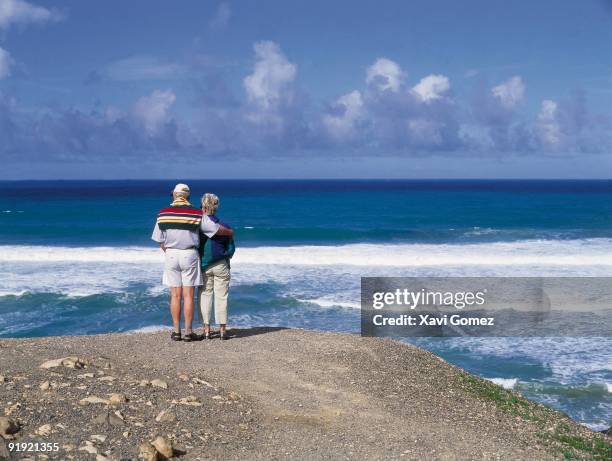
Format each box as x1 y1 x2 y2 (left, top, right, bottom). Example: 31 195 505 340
183 286 195 334
170 286 183 333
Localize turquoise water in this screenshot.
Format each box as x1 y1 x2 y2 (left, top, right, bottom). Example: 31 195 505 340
0 180 610 430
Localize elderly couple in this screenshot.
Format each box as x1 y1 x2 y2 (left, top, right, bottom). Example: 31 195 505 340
151 183 235 342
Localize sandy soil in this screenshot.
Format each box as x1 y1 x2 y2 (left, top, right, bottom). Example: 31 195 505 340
0 328 609 460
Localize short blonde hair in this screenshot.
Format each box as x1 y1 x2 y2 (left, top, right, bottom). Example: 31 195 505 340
201 193 220 214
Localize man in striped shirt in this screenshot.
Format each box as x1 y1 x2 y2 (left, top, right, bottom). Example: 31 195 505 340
152 183 233 341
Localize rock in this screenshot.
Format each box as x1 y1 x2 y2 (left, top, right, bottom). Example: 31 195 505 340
79 396 110 406
91 434 107 443
62 443 75 452
4 403 20 416
155 409 177 423
39 381 50 391
98 376 115 382
79 444 98 455
96 455 110 461
151 436 173 459
0 435 10 459
175 396 202 406
0 417 20 438
192 377 214 388
63 357 86 369
138 442 159 461
93 411 124 427
77 373 95 379
109 393 127 405
151 379 168 389
36 424 52 437
139 380 150 387
0 376 6 384
40 356 87 369
40 358 64 369
178 374 189 382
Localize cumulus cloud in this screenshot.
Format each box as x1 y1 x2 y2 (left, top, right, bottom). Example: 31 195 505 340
209 2 231 30
534 94 594 152
412 74 450 102
0 0 62 30
491 76 525 109
0 46 12 79
132 89 177 136
1 40 610 164
322 90 365 141
463 76 532 152
366 58 404 92
243 41 297 109
537 100 563 149
240 41 310 146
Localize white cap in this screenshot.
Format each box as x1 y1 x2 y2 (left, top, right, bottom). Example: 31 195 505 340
173 183 190 195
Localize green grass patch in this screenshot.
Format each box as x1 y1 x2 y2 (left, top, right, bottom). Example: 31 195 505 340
459 373 612 459
459 374 537 419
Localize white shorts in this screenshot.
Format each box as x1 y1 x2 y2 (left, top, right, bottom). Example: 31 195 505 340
162 248 202 287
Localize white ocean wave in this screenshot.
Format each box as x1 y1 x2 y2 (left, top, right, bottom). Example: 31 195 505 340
128 325 170 333
1 239 612 267
581 422 611 432
297 297 361 309
486 377 518 389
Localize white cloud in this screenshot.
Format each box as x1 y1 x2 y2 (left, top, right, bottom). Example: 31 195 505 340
412 74 450 102
0 46 12 79
323 90 364 140
366 58 403 92
0 0 62 30
209 2 231 30
537 99 563 148
132 89 176 136
492 76 525 109
243 41 297 110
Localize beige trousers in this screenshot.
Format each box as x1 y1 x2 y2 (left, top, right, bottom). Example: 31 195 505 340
198 259 230 325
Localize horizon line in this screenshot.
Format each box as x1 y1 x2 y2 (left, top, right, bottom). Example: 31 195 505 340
1 178 612 182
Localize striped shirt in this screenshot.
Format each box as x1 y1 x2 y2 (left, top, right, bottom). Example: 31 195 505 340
152 208 219 250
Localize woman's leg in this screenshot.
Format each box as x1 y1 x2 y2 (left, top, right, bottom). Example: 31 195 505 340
201 268 215 334
213 262 230 335
197 286 206 334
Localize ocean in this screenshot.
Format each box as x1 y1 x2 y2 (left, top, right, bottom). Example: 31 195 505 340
0 179 610 430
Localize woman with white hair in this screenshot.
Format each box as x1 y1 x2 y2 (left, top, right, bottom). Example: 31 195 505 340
198 193 235 340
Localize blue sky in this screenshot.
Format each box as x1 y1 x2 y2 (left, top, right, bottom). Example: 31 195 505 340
1 0 612 179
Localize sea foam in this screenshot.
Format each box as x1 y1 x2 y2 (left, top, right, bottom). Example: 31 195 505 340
1 238 612 267
486 377 518 389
